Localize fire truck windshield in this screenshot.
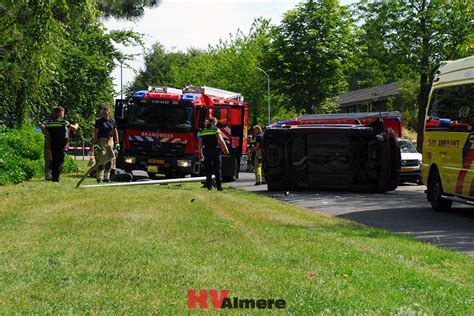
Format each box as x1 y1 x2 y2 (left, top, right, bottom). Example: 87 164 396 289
127 102 193 132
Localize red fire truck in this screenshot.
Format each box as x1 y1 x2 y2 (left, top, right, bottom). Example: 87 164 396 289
114 86 248 180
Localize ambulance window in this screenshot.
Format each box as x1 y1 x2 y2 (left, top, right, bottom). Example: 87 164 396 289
428 83 473 131
213 108 228 127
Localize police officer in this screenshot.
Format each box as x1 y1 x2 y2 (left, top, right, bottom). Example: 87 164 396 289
93 106 119 183
198 117 230 191
44 106 79 182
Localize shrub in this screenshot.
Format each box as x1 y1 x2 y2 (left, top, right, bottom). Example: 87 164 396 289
0 125 44 185
63 156 79 173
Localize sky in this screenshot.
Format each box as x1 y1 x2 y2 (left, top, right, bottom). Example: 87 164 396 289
104 0 354 96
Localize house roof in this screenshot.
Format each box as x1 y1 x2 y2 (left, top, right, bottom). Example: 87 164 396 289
337 82 402 107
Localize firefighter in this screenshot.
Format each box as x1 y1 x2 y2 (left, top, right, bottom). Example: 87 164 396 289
253 125 265 185
93 106 119 183
198 117 230 191
44 106 79 182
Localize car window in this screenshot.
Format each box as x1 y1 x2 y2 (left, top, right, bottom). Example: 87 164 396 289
398 140 417 154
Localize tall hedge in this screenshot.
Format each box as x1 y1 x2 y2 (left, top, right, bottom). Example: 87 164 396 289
0 126 44 185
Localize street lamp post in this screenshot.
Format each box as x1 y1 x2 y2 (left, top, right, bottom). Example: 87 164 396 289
256 67 271 126
120 61 123 100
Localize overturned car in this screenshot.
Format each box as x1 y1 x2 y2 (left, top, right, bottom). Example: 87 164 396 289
263 119 400 192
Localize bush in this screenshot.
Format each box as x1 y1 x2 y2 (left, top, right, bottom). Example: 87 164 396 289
63 156 79 173
0 125 44 185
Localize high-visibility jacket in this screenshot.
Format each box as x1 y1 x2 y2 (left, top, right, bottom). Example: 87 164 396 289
200 125 221 151
45 118 71 149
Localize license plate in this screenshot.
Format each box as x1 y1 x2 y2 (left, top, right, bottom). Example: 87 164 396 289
147 165 159 173
401 167 419 172
148 159 164 164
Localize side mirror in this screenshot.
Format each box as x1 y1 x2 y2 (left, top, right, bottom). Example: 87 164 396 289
198 107 208 128
115 99 127 120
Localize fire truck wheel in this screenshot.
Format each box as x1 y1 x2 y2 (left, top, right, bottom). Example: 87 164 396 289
428 170 452 212
223 158 239 182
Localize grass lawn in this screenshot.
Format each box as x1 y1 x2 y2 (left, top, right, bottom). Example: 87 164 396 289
0 173 472 314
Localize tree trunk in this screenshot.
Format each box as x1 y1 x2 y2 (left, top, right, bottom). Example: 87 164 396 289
15 85 28 128
416 73 430 150
416 0 429 151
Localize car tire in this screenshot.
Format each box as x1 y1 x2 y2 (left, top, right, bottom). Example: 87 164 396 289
265 143 284 168
428 171 452 211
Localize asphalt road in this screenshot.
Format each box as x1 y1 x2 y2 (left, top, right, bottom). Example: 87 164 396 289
230 171 474 256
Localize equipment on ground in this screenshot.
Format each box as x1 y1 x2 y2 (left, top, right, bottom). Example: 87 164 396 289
76 146 115 188
79 176 211 189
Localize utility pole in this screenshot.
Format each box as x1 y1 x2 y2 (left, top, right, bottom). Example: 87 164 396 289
120 61 123 100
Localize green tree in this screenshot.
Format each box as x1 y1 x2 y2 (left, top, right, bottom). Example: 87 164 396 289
97 0 161 19
356 0 472 147
265 0 354 114
127 18 282 126
0 0 156 128
126 43 190 94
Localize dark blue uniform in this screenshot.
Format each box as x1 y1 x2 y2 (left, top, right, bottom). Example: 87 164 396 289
45 118 71 182
95 117 117 138
200 125 223 190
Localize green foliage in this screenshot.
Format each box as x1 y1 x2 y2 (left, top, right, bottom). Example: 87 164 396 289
0 1 145 135
126 43 190 94
63 156 80 174
398 81 419 131
265 0 354 114
126 18 278 126
0 126 44 185
97 0 161 20
317 97 342 114
355 0 472 145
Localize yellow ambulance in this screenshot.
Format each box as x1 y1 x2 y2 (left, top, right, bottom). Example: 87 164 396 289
422 56 474 211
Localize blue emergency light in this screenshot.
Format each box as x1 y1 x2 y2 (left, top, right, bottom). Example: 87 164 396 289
181 93 201 101
132 90 147 98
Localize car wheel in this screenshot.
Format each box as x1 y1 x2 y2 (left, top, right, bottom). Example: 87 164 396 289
428 171 452 211
266 143 283 168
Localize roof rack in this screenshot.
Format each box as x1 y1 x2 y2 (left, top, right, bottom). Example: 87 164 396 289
147 86 182 94
182 85 244 101
298 111 401 121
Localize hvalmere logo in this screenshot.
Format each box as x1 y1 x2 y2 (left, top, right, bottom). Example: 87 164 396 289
188 289 286 310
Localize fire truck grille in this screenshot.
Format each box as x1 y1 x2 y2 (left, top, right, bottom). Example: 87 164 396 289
130 141 186 157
